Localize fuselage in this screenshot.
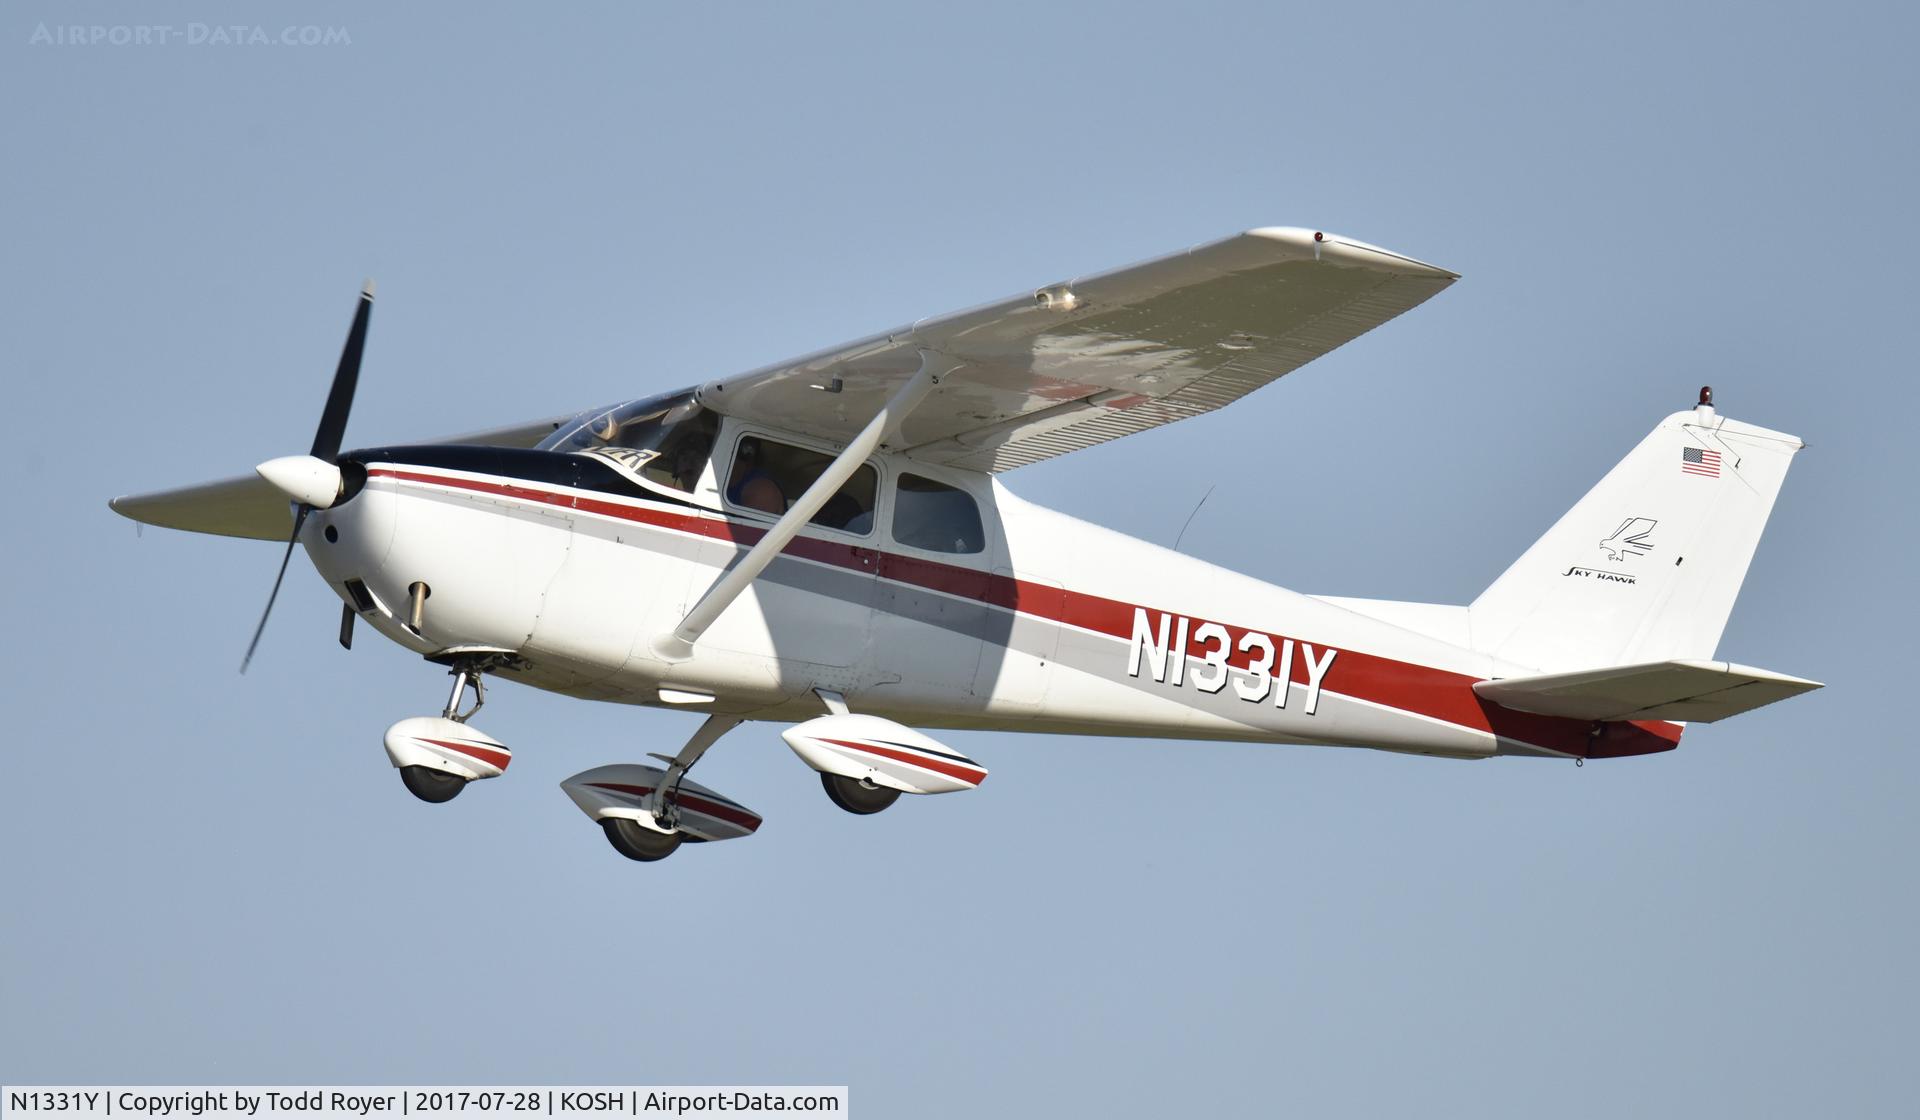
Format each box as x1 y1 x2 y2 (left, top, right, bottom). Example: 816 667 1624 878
304 423 1679 763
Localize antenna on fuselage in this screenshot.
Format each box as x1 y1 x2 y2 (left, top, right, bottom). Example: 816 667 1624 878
1173 484 1215 554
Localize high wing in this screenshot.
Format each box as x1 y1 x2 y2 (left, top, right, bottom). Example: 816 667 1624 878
698 227 1456 472
110 414 571 541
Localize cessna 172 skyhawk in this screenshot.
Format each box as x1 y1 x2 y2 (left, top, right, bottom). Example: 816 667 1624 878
111 227 1820 862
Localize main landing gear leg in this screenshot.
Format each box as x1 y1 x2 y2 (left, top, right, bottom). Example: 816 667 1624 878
649 714 742 832
598 714 742 862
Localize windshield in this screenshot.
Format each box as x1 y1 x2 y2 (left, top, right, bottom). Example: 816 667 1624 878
537 391 718 494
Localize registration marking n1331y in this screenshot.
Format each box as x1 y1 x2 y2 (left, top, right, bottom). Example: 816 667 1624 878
1126 608 1339 715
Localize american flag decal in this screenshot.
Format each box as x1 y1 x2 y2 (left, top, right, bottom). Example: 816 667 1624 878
1681 447 1722 477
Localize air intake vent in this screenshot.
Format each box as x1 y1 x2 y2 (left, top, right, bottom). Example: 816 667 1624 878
343 578 376 613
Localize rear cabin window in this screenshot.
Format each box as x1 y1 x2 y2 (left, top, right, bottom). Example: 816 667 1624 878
725 435 878 534
892 473 984 554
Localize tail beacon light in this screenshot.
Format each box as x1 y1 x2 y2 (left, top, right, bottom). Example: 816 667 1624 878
782 714 988 795
560 764 764 843
383 716 512 781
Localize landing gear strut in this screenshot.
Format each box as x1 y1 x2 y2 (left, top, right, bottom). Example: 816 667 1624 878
644 715 740 834
440 659 489 723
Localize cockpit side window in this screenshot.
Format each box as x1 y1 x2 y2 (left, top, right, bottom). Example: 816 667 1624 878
725 435 877 534
891 473 984 554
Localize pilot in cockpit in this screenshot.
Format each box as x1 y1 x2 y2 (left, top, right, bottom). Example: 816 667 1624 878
663 430 712 492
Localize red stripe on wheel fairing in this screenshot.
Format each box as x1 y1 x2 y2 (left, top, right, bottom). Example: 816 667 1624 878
585 782 763 833
421 737 511 770
370 465 1682 759
818 738 988 786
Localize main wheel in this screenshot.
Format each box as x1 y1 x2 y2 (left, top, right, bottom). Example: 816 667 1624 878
821 772 901 815
399 764 466 803
601 817 684 862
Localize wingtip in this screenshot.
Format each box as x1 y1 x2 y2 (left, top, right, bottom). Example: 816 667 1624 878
1245 226 1459 279
361 278 377 299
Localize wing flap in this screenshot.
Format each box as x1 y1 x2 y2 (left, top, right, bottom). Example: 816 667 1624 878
1472 660 1822 724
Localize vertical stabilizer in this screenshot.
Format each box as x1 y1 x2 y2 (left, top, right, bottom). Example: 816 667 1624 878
1468 395 1803 673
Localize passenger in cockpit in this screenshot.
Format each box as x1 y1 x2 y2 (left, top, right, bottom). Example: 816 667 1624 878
728 440 786 514
739 477 785 514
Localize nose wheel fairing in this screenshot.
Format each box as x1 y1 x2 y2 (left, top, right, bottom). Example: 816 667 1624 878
384 716 512 779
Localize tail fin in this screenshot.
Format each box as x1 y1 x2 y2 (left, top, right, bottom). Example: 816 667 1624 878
1468 398 1804 672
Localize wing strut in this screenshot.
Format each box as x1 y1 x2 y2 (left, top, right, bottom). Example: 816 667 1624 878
650 349 953 662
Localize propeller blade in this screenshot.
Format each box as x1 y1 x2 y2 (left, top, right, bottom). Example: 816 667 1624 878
310 281 375 461
240 505 310 673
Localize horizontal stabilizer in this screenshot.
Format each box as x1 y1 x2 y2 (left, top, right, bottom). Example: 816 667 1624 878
1473 660 1821 723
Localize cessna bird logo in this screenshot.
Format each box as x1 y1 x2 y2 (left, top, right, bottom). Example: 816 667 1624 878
1599 517 1656 561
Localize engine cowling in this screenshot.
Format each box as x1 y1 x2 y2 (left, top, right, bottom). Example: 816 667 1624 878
781 714 987 795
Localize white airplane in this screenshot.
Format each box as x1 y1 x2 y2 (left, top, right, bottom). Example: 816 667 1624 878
111 228 1821 862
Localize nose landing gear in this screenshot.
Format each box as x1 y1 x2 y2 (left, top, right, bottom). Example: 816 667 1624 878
384 649 520 804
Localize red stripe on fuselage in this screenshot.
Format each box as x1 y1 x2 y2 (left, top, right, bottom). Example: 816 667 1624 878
369 466 1680 759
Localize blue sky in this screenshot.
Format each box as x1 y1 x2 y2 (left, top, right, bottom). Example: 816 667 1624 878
3 2 1914 1115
